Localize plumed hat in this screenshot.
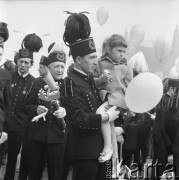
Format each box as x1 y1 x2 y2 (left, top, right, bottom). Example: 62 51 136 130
48 51 66 65
18 48 33 59
63 11 96 60
0 22 9 48
18 33 43 60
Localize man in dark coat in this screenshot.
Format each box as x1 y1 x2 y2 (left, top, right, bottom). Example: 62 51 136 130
62 12 120 180
3 48 35 180
25 52 67 180
0 22 11 168
151 78 175 179
164 79 179 178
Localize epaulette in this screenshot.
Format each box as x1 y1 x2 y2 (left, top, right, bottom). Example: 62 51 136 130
64 78 74 97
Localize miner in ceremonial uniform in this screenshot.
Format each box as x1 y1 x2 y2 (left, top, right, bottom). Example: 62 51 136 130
24 51 67 180
62 12 120 180
0 22 11 168
4 34 42 180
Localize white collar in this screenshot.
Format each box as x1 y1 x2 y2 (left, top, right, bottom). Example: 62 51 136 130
74 67 87 76
18 70 29 78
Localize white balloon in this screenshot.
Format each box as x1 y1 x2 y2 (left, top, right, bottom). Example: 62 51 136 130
97 7 109 26
130 25 145 46
125 72 163 113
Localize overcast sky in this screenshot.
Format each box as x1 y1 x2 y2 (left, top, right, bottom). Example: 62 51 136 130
1 0 179 77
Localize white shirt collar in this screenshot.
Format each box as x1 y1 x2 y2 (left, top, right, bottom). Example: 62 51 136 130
18 70 29 78
74 67 87 76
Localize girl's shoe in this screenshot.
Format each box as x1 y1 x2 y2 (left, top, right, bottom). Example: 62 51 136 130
98 146 114 163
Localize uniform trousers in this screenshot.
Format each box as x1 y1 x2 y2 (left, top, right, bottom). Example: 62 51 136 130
0 142 7 168
17 133 30 180
3 131 23 180
28 140 65 180
72 159 110 180
61 129 72 180
173 154 179 178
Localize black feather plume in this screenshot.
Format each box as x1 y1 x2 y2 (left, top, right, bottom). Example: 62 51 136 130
21 33 43 52
0 22 9 42
63 11 91 46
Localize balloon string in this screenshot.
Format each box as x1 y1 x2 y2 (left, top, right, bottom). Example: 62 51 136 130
146 112 152 116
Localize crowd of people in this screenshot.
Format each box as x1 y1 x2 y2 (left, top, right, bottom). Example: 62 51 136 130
0 11 179 180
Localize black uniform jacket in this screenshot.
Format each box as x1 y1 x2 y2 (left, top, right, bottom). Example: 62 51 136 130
25 77 66 144
62 69 104 159
8 71 35 135
0 69 11 133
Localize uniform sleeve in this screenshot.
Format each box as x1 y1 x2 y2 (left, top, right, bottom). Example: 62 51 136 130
3 80 11 132
62 85 102 130
24 82 39 118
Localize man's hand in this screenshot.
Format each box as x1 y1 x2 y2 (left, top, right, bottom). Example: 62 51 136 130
37 105 48 115
107 106 120 122
39 65 48 77
53 107 66 119
0 132 8 144
116 135 124 144
115 127 124 136
96 101 109 114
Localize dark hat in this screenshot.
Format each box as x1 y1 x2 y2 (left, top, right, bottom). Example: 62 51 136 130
48 51 66 65
69 37 96 60
0 37 4 49
39 56 49 66
18 48 33 59
48 42 55 53
168 79 179 88
0 22 9 43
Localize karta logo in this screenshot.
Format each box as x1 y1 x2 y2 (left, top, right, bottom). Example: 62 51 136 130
106 159 177 179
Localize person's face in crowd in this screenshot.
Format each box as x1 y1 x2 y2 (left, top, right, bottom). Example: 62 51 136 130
107 46 126 63
38 64 48 77
78 52 98 74
48 61 65 80
0 47 4 62
17 58 32 75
